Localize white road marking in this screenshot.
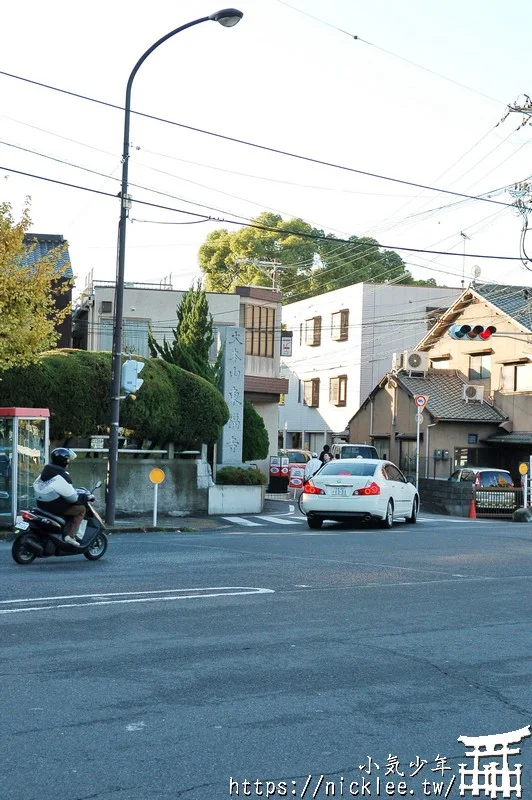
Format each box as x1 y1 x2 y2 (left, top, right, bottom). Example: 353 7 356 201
221 516 262 526
223 531 338 536
0 587 274 615
126 722 145 732
254 515 303 525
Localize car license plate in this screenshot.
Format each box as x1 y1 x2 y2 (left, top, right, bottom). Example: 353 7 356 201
15 520 29 531
330 487 348 496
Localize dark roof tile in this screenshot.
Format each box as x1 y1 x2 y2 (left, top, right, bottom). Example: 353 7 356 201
396 369 507 422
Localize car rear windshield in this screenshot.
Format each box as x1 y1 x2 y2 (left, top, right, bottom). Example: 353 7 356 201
320 462 377 477
288 452 307 463
478 471 513 487
340 446 378 459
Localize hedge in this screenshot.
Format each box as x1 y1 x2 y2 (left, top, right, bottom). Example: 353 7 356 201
0 349 229 446
216 466 267 486
242 399 269 461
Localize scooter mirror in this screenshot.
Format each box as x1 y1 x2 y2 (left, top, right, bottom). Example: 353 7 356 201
93 480 102 490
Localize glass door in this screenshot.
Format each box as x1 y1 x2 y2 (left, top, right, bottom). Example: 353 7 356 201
0 418 13 525
16 419 47 516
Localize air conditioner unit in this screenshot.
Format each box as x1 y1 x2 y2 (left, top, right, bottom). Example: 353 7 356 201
404 350 429 372
462 385 484 403
99 301 113 314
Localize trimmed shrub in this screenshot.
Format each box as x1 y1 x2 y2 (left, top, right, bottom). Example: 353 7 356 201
216 466 266 486
0 349 229 446
242 399 269 461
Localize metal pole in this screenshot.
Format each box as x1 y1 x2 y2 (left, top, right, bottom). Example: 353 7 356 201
153 482 158 527
415 413 420 489
106 13 234 525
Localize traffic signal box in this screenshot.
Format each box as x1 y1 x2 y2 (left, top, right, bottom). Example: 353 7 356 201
120 359 145 396
448 324 497 340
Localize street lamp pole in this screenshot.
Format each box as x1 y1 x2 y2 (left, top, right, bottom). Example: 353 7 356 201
106 8 243 525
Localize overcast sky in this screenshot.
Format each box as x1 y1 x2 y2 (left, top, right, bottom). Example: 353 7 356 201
2 0 532 299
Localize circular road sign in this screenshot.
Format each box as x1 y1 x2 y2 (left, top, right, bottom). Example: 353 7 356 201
519 462 528 475
415 413 424 424
149 468 166 485
414 395 428 408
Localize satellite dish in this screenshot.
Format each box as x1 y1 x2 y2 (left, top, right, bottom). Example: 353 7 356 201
472 265 482 278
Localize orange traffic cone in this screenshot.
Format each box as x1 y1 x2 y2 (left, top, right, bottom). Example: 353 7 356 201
469 497 477 519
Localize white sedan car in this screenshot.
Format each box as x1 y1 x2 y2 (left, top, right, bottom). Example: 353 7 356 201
300 458 419 529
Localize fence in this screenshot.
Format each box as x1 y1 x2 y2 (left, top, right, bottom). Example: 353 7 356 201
472 487 523 518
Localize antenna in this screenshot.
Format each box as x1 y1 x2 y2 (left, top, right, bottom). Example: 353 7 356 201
460 232 471 289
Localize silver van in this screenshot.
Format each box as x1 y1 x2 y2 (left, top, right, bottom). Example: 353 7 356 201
330 443 379 460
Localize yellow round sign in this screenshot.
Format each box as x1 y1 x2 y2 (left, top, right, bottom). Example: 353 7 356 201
518 462 528 475
149 468 166 484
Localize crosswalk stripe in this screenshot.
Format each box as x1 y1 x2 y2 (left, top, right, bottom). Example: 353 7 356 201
254 515 303 525
221 516 262 526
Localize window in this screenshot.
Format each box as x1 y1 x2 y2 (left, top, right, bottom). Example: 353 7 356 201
304 316 322 346
383 464 406 482
99 319 149 358
468 353 491 380
303 378 320 407
431 357 451 369
329 375 347 406
331 309 349 341
320 462 376 477
501 362 532 392
243 304 275 357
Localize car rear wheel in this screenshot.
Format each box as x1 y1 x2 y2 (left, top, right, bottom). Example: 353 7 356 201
380 500 394 529
307 517 323 530
405 498 418 524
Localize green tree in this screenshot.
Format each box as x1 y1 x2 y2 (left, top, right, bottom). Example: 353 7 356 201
198 212 438 302
242 399 269 461
198 212 322 300
0 349 229 446
148 280 221 385
0 201 71 371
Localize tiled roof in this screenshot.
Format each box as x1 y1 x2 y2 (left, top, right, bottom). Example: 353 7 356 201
485 431 532 444
474 283 532 331
21 233 73 280
396 369 507 422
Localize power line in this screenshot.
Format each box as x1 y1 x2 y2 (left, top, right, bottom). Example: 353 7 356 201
0 69 514 209
1 162 525 261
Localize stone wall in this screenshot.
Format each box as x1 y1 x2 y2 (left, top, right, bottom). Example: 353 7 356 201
418 478 473 517
72 459 209 517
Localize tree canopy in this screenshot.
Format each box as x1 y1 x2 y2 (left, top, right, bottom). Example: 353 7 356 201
0 201 72 371
197 212 436 302
148 280 220 385
0 349 229 446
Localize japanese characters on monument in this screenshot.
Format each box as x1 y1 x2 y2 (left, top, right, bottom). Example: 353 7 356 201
217 327 245 465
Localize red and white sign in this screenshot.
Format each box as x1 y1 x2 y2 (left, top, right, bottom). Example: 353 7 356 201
414 395 428 408
289 466 305 489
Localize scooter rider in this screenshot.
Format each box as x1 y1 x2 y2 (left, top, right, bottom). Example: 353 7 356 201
33 448 86 547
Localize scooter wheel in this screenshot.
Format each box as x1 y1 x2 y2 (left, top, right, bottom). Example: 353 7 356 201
12 537 37 565
83 532 108 560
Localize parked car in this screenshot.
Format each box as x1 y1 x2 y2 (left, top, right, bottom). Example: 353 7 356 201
280 449 311 467
449 467 518 513
330 443 379 460
299 458 419 529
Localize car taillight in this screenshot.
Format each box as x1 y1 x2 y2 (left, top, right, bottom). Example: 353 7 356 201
21 510 38 521
303 481 325 495
354 481 381 496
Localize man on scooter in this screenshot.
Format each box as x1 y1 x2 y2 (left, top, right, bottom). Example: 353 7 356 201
33 448 86 547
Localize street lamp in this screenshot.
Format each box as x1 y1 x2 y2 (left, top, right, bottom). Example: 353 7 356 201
106 8 244 524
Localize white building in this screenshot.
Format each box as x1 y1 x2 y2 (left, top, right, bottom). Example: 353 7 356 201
72 280 287 473
279 282 461 454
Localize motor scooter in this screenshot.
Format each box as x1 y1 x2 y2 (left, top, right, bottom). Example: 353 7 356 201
11 481 108 565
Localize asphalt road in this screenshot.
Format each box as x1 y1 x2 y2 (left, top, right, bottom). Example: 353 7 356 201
0 514 531 800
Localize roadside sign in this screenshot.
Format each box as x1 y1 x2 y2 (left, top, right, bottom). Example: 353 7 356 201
149 468 165 527
415 413 424 424
289 466 305 489
414 395 428 408
519 462 528 475
149 468 165 484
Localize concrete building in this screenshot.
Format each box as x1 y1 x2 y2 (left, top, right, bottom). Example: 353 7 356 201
72 280 287 474
348 283 532 480
279 282 461 453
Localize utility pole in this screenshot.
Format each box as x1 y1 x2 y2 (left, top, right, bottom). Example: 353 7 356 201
235 258 283 290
